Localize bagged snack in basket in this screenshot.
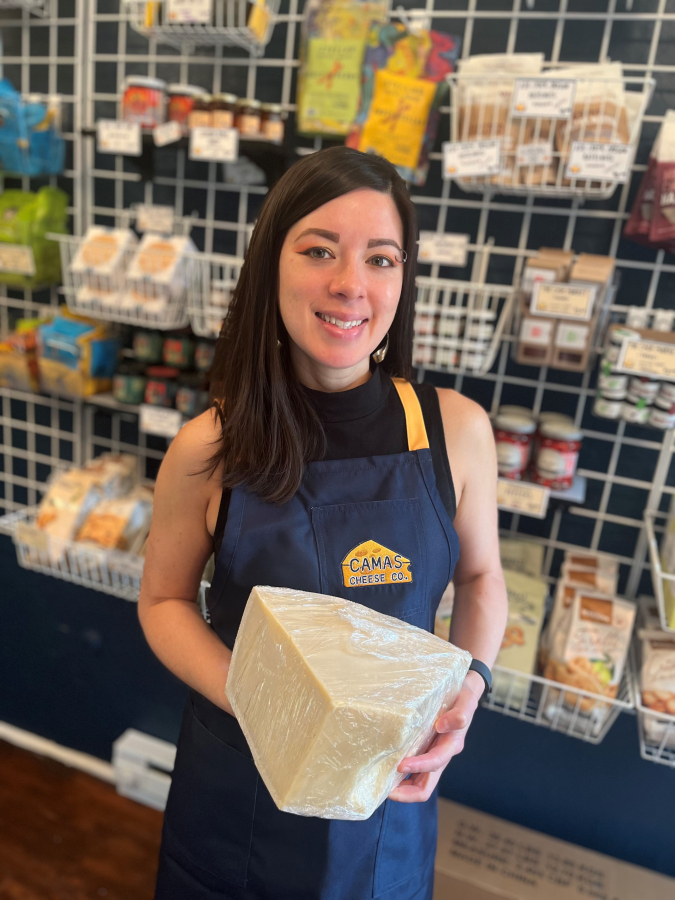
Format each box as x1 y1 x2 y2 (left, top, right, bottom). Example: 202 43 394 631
560 561 618 596
83 453 139 499
296 0 387 137
499 538 544 579
649 116 675 248
227 585 471 820
76 486 153 552
555 62 629 157
70 226 137 308
493 570 547 707
346 22 461 186
36 469 105 543
640 636 675 748
544 591 635 714
123 234 195 316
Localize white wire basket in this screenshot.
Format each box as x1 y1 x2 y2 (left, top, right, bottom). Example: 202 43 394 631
644 510 675 634
413 276 514 375
126 0 279 54
0 506 145 602
631 640 675 768
55 233 194 330
0 0 45 14
186 250 244 338
484 662 633 743
446 71 655 199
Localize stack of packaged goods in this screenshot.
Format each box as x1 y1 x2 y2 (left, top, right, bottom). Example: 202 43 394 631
515 247 615 372
637 599 675 747
539 551 634 727
36 310 120 397
0 317 48 392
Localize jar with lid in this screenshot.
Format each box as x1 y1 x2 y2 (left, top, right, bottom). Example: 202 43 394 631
167 85 205 134
211 93 237 129
628 376 659 401
533 422 582 490
163 334 194 370
658 382 675 405
649 397 675 430
622 397 651 425
133 329 163 364
122 76 166 129
494 413 536 480
194 340 216 372
176 373 210 418
534 412 574 458
113 362 146 405
188 94 213 130
236 98 262 136
144 366 180 407
260 103 284 142
593 393 622 420
604 327 641 364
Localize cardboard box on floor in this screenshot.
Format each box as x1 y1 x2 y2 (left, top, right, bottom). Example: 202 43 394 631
434 799 675 900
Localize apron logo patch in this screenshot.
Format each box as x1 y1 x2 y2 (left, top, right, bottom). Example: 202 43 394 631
341 540 412 587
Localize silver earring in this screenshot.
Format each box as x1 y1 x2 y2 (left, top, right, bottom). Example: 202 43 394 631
372 333 389 364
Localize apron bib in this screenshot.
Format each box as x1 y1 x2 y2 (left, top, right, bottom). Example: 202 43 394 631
155 379 460 900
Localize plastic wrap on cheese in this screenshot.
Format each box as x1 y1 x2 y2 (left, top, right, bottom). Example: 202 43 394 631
226 586 472 821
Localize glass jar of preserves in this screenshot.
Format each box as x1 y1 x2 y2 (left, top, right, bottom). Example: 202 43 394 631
494 413 536 480
211 93 237 129
533 422 582 490
260 102 284 142
144 366 180 407
188 94 213 130
236 98 262 136
167 84 205 134
122 76 166 129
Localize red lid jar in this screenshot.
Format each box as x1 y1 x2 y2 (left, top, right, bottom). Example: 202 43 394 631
494 413 536 480
533 422 583 490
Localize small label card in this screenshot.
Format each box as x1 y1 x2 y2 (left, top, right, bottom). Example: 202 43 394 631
154 120 183 147
139 404 183 438
189 127 239 162
0 243 36 276
497 479 550 519
617 339 675 381
512 78 576 119
418 232 469 267
516 141 553 167
97 119 142 156
565 141 633 182
167 0 212 24
442 139 502 179
530 282 597 321
136 204 175 235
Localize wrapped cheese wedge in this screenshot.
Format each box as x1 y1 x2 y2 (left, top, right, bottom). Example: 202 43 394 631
226 586 471 821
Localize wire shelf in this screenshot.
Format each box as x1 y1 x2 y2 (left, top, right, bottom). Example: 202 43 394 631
126 0 279 55
55 233 193 331
0 506 145 602
446 71 655 199
413 276 514 375
0 0 45 14
631 640 675 768
644 510 675 635
483 662 633 744
186 251 244 338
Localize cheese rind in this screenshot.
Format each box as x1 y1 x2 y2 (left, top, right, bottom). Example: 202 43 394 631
226 586 472 820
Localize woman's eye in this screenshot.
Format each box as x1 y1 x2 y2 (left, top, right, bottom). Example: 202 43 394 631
303 247 333 260
368 255 394 268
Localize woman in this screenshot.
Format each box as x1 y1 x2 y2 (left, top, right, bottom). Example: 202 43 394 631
139 146 507 900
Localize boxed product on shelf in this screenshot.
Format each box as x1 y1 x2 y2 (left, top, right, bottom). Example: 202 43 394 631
69 226 138 305
493 569 547 707
0 186 68 288
122 234 196 317
36 311 120 397
498 538 544 579
0 316 47 392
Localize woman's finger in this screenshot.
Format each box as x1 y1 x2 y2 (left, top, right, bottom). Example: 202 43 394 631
397 731 464 774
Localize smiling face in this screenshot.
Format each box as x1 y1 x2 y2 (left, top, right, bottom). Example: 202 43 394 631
278 188 405 390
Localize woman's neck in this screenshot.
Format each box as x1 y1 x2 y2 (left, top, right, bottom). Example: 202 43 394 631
290 345 372 393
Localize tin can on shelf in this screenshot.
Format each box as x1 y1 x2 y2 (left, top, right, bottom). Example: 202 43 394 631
532 421 582 490
122 76 166 129
144 366 179 407
494 413 536 480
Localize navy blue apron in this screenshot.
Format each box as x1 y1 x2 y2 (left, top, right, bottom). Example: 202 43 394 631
155 378 460 900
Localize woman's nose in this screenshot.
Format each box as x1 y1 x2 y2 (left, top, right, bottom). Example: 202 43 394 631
328 258 366 300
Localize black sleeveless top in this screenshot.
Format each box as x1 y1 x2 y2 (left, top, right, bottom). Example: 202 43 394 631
213 367 456 554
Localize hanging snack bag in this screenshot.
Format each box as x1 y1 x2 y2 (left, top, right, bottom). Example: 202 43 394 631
346 22 461 186
296 0 387 137
649 116 675 247
493 570 547 708
624 111 675 250
123 234 195 317
0 186 68 288
70 226 137 309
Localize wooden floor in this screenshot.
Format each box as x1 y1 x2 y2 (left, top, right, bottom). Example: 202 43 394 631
0 739 163 900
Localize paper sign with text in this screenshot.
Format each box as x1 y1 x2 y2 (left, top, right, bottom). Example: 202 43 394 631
418 232 469 267
139 405 183 439
530 282 596 321
167 0 212 23
189 127 238 162
154 120 183 147
443 140 501 179
136 204 175 235
0 244 36 276
512 79 575 119
516 141 553 167
97 119 142 156
617 339 675 381
497 479 550 519
566 141 633 182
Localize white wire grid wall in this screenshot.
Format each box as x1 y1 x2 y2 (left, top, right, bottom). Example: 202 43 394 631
1 0 675 613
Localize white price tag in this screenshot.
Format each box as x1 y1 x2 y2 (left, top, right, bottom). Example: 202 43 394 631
97 119 142 156
167 0 212 23
0 244 36 276
139 404 184 438
189 127 239 162
530 282 597 321
154 120 183 147
497 479 550 519
516 141 553 167
418 232 469 267
617 339 675 381
566 141 633 182
136 204 175 235
512 79 575 119
442 140 502 179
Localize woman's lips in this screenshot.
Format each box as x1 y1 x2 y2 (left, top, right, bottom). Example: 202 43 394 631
315 311 369 338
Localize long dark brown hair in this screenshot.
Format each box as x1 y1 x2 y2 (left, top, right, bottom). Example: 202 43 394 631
208 146 418 503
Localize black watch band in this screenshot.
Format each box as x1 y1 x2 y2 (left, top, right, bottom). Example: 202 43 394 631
468 659 492 696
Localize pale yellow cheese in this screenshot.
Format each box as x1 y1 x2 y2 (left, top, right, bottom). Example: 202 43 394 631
226 586 472 821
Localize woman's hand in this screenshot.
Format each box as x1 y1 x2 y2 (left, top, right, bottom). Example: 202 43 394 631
387 672 484 803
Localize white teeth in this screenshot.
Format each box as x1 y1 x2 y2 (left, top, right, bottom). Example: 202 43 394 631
318 313 365 330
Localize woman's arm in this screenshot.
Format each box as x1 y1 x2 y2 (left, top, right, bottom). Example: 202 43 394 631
389 391 507 802
137 411 235 715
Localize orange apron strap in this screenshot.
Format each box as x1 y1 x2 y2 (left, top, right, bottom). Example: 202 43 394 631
391 377 430 452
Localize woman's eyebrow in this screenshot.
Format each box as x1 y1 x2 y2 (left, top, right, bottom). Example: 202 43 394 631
367 238 403 250
295 228 339 242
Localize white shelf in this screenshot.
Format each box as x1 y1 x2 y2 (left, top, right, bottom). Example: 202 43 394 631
186 250 243 339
